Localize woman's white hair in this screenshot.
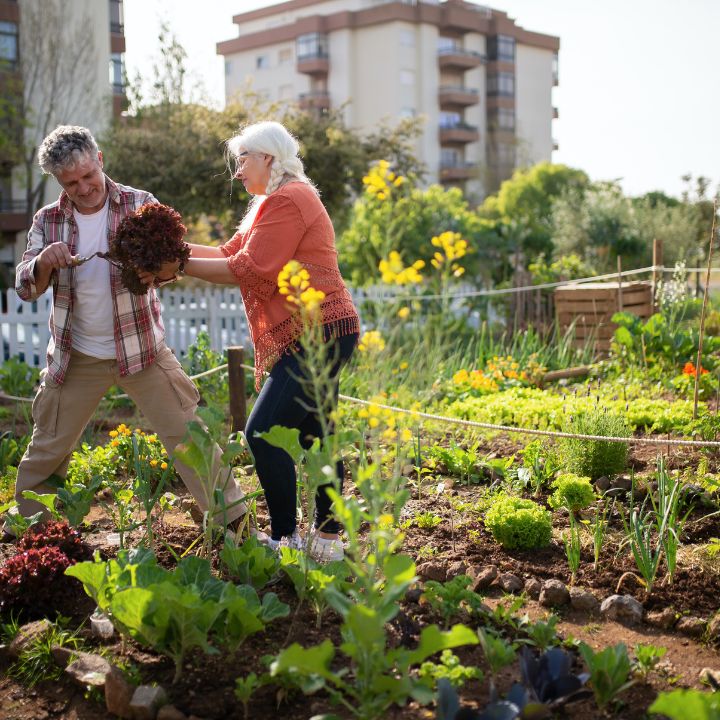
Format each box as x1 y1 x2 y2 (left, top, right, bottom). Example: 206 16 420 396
227 121 317 231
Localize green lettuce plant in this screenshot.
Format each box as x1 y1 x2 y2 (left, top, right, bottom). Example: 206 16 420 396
548 473 596 514
484 495 552 551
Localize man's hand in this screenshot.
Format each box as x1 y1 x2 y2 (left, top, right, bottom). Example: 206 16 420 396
33 243 79 294
36 243 76 273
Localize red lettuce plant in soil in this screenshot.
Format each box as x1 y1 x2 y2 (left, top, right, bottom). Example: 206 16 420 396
0 547 73 617
17 520 92 562
107 202 189 295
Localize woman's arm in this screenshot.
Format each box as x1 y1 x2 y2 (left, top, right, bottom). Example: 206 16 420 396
183 256 237 284
185 243 224 259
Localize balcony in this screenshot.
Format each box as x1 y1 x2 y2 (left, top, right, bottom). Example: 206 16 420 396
297 53 329 76
439 122 479 144
440 161 476 182
298 91 330 112
438 48 484 71
553 106 559 119
0 198 27 232
438 85 479 108
553 138 559 151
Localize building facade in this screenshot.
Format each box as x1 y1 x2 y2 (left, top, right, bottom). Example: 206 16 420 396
0 0 126 277
218 0 559 199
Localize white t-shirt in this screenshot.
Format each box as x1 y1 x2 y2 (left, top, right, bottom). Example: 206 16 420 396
71 197 116 359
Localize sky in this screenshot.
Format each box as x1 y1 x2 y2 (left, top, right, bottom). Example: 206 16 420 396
123 0 720 200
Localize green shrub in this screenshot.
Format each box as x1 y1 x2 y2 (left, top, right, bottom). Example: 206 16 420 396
560 408 630 479
548 473 596 513
484 495 552 551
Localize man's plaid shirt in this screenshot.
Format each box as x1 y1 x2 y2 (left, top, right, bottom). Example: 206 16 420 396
15 177 166 385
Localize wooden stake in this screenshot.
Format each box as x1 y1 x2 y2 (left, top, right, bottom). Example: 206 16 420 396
652 238 663 311
227 346 247 432
693 199 718 420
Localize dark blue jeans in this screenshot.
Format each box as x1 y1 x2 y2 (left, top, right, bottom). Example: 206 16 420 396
245 329 358 540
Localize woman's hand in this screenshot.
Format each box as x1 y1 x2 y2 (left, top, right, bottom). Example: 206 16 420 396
136 259 182 287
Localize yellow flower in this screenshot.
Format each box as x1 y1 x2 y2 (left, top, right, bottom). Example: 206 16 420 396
278 261 324 314
369 417 380 428
400 428 413 443
399 361 409 370
150 459 158 467
397 306 410 319
358 330 385 353
111 439 120 447
109 430 118 438
161 462 168 470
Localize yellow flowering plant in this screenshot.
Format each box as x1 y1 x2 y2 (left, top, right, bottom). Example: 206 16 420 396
447 354 547 400
362 159 405 202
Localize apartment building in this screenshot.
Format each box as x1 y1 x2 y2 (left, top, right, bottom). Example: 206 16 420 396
217 0 559 199
0 0 127 275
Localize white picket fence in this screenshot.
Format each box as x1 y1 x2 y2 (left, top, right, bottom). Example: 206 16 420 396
0 283 482 366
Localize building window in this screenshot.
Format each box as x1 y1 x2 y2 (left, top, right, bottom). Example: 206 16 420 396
296 33 328 60
256 54 270 70
494 142 515 165
552 53 559 84
440 111 461 129
441 148 460 166
109 0 124 34
278 47 293 65
489 107 515 131
400 69 414 86
0 22 18 68
487 72 514 97
225 60 232 76
109 53 124 94
400 29 414 47
487 34 515 62
437 36 457 53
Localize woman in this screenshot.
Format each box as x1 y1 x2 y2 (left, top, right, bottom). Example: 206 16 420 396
151 121 359 562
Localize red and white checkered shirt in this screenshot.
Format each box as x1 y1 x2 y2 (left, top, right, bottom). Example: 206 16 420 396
15 177 166 385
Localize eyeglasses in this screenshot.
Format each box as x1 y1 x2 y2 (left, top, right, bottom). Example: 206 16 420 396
236 151 264 172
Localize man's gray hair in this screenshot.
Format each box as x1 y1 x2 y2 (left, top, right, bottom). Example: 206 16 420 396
37 125 99 176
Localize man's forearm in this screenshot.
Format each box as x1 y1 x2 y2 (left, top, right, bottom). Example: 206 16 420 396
32 261 53 295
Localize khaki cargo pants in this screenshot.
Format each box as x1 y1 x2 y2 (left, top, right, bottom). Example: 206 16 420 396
15 346 246 523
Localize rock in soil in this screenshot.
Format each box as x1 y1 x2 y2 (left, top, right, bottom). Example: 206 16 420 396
497 572 523 594
105 665 135 719
524 577 542 599
8 619 52 658
569 587 600 613
646 607 678 630
699 667 720 686
469 564 498 591
64 652 112 687
157 705 188 720
416 561 447 582
130 685 169 720
539 579 570 607
446 560 468 578
676 616 707 638
707 613 720 641
595 476 611 493
599 594 644 625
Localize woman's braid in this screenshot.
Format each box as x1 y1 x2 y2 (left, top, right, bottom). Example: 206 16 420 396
264 159 286 195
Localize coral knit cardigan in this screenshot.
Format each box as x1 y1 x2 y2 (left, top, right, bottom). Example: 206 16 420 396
221 181 359 388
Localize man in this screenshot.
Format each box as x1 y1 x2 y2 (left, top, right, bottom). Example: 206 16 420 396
11 125 245 531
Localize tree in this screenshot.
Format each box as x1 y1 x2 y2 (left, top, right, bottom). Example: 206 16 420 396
103 28 424 235
17 0 101 219
479 162 590 258
338 173 503 287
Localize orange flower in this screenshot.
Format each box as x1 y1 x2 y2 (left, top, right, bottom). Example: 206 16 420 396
683 361 709 376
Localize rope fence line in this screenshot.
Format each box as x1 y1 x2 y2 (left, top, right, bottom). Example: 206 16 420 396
230 361 720 449
0 363 230 404
3 359 720 448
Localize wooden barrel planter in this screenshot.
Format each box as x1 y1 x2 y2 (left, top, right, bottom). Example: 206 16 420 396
554 281 654 353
